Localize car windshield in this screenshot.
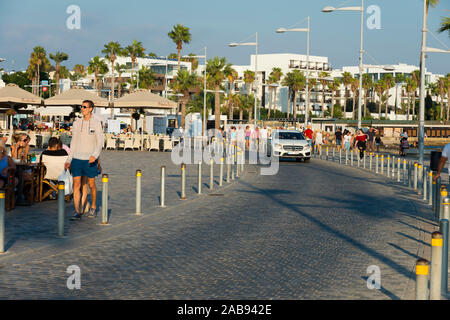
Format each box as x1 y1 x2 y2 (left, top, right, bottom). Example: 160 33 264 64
277 132 305 140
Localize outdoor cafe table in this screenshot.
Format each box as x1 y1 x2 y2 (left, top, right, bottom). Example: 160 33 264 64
15 161 42 206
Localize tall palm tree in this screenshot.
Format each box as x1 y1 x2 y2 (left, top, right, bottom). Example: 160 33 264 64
404 77 415 120
327 78 341 118
266 74 277 119
169 70 200 128
307 77 317 118
438 17 450 36
381 73 394 118
362 74 373 118
281 72 294 118
393 73 406 116
168 24 192 71
437 77 446 120
226 93 240 121
269 67 283 117
224 66 238 119
124 40 145 93
411 70 420 118
206 57 230 130
341 71 353 110
243 70 255 95
115 63 127 98
49 51 69 94
102 41 123 102
87 56 109 95
27 46 50 96
374 79 385 118
318 71 330 116
350 77 359 119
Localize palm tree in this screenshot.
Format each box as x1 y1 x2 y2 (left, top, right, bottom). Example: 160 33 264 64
224 66 238 119
411 70 420 118
27 46 50 96
269 67 283 117
87 56 109 95
438 17 450 36
49 51 69 94
341 71 353 109
226 93 241 121
381 74 394 118
266 74 277 119
374 79 385 118
318 71 330 116
206 57 229 130
281 72 294 118
169 70 200 128
102 41 124 104
243 70 255 95
362 74 373 118
168 24 192 71
404 77 415 120
115 63 127 98
70 64 86 83
124 40 145 93
350 77 358 119
327 78 341 118
138 66 156 90
437 77 446 120
393 73 406 116
307 78 317 118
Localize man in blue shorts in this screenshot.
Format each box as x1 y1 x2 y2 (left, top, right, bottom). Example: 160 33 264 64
65 100 104 220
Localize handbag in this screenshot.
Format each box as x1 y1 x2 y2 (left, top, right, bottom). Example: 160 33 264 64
58 169 73 195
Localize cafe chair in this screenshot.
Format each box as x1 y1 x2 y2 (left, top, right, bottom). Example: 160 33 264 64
39 155 71 202
2 168 16 211
149 137 160 151
105 137 116 150
124 138 134 151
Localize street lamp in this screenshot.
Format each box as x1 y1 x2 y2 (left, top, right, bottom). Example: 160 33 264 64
276 16 310 126
323 1 364 129
183 47 207 136
229 33 258 127
418 0 450 165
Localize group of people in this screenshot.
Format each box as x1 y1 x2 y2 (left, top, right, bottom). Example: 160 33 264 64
225 125 270 150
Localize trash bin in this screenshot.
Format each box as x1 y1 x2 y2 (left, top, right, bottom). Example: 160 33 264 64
430 151 442 171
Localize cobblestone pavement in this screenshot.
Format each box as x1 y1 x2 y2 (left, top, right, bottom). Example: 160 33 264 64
0 151 440 299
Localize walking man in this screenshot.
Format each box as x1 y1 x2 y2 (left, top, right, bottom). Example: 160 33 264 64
366 127 377 153
65 100 104 220
335 127 343 152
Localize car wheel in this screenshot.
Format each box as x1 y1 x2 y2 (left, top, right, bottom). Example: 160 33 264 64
304 158 310 163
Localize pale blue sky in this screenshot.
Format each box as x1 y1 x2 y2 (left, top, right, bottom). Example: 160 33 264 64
0 0 448 74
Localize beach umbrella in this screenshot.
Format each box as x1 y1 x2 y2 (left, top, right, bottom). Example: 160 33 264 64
44 87 109 107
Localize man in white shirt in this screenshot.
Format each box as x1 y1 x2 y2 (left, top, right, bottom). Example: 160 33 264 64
65 100 104 220
434 143 450 184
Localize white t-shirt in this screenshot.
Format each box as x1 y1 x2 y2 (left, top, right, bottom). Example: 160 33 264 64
315 132 323 145
441 143 450 178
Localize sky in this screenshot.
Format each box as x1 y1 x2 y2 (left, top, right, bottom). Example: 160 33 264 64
0 0 448 75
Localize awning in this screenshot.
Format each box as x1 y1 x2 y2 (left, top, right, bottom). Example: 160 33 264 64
112 89 177 109
44 88 109 107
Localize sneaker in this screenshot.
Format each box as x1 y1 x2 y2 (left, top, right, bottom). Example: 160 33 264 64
70 212 82 221
87 207 97 218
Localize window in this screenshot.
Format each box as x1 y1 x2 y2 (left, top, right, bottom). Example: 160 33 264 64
278 132 305 140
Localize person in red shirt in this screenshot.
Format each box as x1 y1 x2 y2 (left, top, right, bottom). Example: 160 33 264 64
355 129 368 159
304 125 313 147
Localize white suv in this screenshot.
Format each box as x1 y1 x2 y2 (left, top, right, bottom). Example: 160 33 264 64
267 129 311 162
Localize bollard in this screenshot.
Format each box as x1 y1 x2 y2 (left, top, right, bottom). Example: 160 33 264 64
0 190 4 253
440 219 449 295
351 148 354 166
403 160 407 185
397 158 401 182
430 232 443 300
210 159 214 190
418 165 423 195
381 155 384 175
102 174 109 225
326 146 329 161
181 164 186 200
136 170 142 212
440 186 448 221
236 152 240 178
58 181 65 237
391 156 395 179
332 147 335 162
376 155 379 174
409 161 413 189
370 153 373 171
414 163 418 191
345 150 348 165
429 172 434 206
363 151 366 169
339 148 342 164
198 161 202 194
219 157 224 187
160 166 166 208
423 168 428 201
415 259 429 300
387 156 391 177
443 197 450 221
227 157 231 183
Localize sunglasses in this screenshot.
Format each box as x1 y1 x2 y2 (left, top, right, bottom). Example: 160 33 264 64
81 106 91 109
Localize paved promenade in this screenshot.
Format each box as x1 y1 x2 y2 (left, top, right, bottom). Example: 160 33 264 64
0 151 440 299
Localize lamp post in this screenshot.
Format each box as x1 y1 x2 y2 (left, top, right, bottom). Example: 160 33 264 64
323 2 364 129
276 16 310 126
229 33 258 127
183 47 207 136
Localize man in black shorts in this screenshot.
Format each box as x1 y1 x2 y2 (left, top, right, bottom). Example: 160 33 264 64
366 127 377 153
335 127 343 151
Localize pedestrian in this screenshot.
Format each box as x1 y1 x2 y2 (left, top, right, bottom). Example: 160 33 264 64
314 129 323 155
343 130 352 154
245 125 251 150
355 129 368 159
335 127 343 152
304 125 313 147
434 142 450 184
366 127 377 153
65 100 104 220
375 134 382 153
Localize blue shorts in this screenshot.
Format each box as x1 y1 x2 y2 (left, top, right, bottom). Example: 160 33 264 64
70 158 98 178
